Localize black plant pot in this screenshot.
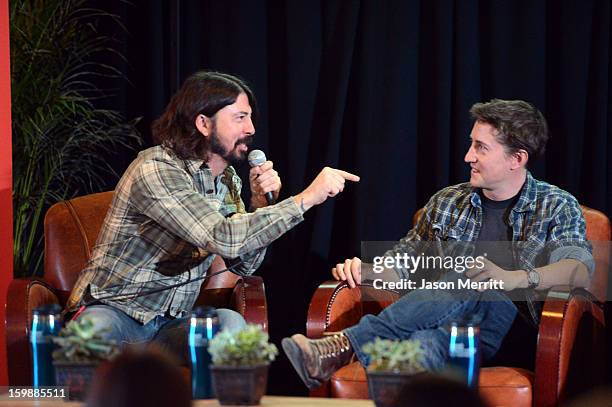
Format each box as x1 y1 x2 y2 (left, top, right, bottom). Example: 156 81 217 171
367 371 423 407
53 361 99 401
211 364 268 405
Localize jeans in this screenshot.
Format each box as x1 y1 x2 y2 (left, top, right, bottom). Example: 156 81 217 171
75 305 246 365
344 275 517 371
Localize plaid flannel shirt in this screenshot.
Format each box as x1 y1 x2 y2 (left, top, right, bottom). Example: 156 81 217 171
387 171 594 279
67 146 304 324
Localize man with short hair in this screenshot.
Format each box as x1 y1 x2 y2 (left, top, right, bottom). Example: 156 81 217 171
283 99 593 388
65 71 359 354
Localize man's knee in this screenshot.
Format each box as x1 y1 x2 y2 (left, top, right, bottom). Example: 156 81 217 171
75 305 128 344
74 305 151 347
410 328 450 371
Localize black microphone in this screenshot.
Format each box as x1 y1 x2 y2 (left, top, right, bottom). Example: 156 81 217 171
248 149 275 205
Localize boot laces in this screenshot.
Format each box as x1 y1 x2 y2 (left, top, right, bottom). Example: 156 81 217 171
312 333 350 360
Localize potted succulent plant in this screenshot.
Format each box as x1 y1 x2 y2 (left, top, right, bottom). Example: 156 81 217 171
52 317 119 400
363 338 426 407
208 324 278 405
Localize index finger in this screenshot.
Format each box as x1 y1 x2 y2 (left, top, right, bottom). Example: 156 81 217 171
344 259 356 288
466 262 485 278
249 165 263 177
334 169 360 182
351 257 362 285
259 161 273 171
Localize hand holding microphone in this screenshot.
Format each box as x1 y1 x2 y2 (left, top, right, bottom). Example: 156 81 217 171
248 150 281 208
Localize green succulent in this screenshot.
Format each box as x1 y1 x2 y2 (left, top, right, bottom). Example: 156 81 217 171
208 324 278 367
52 317 119 363
362 338 425 374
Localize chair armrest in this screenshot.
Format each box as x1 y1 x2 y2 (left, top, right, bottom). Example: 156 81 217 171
534 286 605 407
306 280 400 338
5 278 60 385
230 276 268 332
305 280 400 397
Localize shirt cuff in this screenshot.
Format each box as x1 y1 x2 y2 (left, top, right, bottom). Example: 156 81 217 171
549 246 595 276
283 196 306 218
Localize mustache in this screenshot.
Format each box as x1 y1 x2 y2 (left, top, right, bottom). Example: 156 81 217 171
235 136 254 148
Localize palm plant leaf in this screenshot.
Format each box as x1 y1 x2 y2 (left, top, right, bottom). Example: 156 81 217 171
11 0 141 276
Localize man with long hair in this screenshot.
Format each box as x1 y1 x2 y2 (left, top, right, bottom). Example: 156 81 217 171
65 71 359 358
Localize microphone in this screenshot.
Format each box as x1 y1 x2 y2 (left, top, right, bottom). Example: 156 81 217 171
248 149 275 205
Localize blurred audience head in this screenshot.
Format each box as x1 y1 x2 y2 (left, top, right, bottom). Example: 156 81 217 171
562 386 612 407
86 346 191 407
398 374 486 407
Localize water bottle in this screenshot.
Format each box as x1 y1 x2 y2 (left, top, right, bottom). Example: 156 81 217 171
188 306 220 399
447 321 481 388
30 303 63 387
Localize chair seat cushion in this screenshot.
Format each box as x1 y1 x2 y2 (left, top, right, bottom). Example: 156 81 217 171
479 366 533 407
330 362 533 406
330 362 370 399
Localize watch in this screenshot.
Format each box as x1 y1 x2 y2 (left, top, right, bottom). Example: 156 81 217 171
525 266 540 289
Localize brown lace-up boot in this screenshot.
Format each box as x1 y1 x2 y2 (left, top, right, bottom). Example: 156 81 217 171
282 332 353 389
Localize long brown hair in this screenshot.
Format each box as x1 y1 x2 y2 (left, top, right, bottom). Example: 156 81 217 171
152 71 257 160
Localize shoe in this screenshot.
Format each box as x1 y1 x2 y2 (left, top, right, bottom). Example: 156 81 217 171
282 332 353 389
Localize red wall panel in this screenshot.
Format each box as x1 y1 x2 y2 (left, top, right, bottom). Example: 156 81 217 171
0 0 12 385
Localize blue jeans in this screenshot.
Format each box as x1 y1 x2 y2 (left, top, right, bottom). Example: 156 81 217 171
344 277 517 371
75 305 246 364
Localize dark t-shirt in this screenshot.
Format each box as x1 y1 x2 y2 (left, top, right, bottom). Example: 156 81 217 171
478 192 515 240
477 191 516 270
476 190 537 370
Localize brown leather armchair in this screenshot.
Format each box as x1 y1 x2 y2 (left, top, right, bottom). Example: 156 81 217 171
307 205 609 407
5 191 268 385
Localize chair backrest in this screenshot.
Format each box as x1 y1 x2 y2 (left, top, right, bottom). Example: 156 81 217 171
581 206 611 300
412 205 611 299
44 191 240 300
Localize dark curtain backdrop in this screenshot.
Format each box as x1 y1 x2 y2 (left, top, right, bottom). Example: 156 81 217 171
93 0 612 395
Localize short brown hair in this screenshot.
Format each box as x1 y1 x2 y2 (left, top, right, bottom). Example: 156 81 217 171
152 71 257 160
86 347 190 407
470 99 548 165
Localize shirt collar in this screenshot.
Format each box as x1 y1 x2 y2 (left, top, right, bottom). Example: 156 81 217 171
221 165 238 181
183 157 206 175
182 157 238 182
511 171 537 213
470 171 537 213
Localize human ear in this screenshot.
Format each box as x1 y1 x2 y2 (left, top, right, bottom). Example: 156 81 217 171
194 114 212 137
511 149 529 170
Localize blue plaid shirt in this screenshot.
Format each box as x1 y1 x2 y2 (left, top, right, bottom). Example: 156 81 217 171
387 172 594 280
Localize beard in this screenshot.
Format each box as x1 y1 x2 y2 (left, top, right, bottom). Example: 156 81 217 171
209 130 253 168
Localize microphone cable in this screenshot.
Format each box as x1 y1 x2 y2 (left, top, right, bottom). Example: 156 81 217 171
71 257 247 320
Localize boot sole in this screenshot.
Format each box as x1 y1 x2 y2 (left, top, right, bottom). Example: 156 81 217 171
281 337 324 390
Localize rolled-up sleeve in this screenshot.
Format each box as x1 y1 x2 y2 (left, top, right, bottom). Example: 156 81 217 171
546 197 595 275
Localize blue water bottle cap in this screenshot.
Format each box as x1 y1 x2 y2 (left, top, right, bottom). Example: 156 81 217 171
32 303 62 316
191 306 218 318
